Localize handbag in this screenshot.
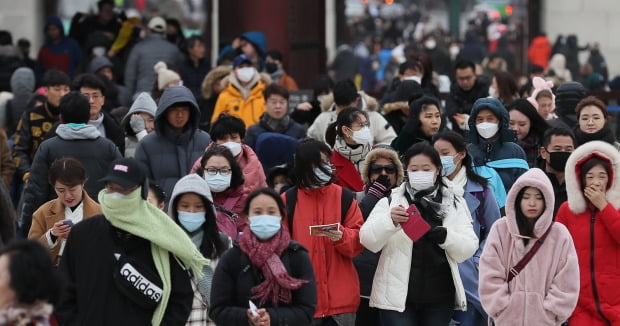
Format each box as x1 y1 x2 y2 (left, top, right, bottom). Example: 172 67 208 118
507 224 553 283
111 244 164 309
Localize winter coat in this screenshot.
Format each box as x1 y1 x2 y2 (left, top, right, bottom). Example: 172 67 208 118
124 34 182 95
480 168 579 325
467 98 528 194
211 73 265 128
0 131 15 187
6 67 35 135
281 183 364 318
20 124 122 238
359 182 478 312
244 116 306 150
28 191 101 265
211 185 248 239
555 141 620 325
209 241 316 326
528 36 552 69
180 55 211 101
35 16 83 81
307 92 396 145
381 101 408 134
275 70 299 91
122 92 157 157
190 143 266 196
55 215 193 325
98 111 125 155
12 102 61 180
134 86 212 206
331 151 364 192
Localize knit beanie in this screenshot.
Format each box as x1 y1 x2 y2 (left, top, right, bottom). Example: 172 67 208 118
527 77 555 112
555 81 586 117
154 61 181 90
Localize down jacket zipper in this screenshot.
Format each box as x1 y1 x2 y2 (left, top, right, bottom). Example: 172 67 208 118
590 211 611 326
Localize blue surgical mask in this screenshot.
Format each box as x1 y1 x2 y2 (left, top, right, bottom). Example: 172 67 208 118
178 211 206 232
314 164 332 186
249 215 282 240
205 173 231 193
441 155 457 177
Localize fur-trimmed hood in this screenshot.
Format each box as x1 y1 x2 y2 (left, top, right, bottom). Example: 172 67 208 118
320 91 378 112
565 140 620 214
201 66 232 99
359 147 404 186
505 168 555 238
381 101 408 115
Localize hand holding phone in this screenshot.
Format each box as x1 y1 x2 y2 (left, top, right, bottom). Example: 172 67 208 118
249 300 258 317
62 219 74 227
399 204 431 242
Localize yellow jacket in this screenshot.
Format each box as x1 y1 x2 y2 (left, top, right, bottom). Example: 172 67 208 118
211 80 265 127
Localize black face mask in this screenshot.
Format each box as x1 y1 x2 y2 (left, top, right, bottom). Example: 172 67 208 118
265 62 278 74
547 151 572 172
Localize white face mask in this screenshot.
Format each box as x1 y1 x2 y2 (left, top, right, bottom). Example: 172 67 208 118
236 67 255 83
222 141 242 157
313 164 332 186
449 46 460 57
350 126 372 145
205 173 232 193
476 122 499 139
317 93 331 103
424 40 437 50
488 86 498 99
92 46 106 57
408 171 436 191
105 192 126 200
403 75 422 84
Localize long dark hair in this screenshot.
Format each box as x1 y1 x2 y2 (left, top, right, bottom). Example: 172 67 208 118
494 71 518 105
294 138 333 188
514 187 545 243
507 98 549 141
171 193 227 259
432 131 488 187
325 107 368 147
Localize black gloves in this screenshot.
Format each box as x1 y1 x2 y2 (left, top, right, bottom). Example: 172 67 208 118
425 226 447 244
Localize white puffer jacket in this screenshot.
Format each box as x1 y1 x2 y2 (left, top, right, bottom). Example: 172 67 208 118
360 182 478 312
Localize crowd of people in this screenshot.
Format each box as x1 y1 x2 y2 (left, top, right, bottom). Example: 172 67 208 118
0 1 620 326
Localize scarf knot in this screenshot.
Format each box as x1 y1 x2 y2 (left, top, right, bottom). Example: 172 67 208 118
333 136 370 172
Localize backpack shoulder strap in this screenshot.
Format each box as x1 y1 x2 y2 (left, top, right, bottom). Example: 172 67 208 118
285 186 298 232
340 187 355 223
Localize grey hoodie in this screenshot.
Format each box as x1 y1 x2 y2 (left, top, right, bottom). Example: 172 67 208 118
10 67 35 97
55 124 101 140
168 174 215 217
122 92 157 125
155 85 201 135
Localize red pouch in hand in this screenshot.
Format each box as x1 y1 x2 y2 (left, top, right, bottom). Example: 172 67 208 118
399 204 431 242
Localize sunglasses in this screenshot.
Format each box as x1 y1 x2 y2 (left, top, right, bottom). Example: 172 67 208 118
370 164 396 174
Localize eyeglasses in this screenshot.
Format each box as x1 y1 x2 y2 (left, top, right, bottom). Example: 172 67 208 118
205 167 232 176
370 164 396 174
81 93 103 100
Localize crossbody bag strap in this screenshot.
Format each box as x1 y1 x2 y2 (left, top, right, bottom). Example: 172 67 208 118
507 224 553 283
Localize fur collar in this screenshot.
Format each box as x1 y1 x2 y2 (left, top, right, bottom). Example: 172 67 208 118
381 101 408 115
319 91 378 112
565 140 620 214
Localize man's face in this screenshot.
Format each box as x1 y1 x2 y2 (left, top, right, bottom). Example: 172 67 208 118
541 135 575 162
46 84 70 107
80 87 105 120
400 68 423 80
97 67 114 81
165 105 191 131
46 25 62 42
455 67 477 91
188 40 206 60
265 94 288 120
475 109 499 125
98 3 115 23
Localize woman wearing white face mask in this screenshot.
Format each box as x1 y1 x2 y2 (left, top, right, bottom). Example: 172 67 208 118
325 107 372 192
212 54 266 128
197 145 248 239
168 174 231 326
432 132 501 326
360 142 478 326
210 188 317 326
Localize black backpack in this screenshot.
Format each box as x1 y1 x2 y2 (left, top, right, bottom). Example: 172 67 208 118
284 186 355 236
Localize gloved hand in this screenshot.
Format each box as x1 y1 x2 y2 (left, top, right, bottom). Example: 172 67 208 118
367 175 391 199
425 226 447 244
130 114 146 134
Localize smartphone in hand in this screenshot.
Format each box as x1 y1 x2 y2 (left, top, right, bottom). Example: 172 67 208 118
61 219 74 227
399 204 431 242
249 300 259 317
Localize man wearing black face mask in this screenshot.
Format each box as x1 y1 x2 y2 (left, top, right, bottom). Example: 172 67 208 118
538 128 576 216
265 49 299 90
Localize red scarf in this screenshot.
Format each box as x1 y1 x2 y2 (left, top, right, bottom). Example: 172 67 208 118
238 226 308 306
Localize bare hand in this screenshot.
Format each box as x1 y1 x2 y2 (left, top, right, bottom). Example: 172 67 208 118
453 113 467 126
51 221 71 240
391 205 409 226
584 185 608 211
247 308 270 326
321 229 343 241
296 102 313 111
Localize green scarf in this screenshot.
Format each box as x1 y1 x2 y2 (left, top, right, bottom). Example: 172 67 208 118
98 188 209 325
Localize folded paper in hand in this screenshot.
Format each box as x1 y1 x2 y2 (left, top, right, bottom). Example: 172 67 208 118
309 222 340 236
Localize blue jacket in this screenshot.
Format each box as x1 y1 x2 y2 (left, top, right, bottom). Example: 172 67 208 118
458 180 501 317
135 86 211 206
467 98 528 193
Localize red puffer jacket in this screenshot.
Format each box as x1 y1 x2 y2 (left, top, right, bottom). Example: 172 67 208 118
555 140 620 325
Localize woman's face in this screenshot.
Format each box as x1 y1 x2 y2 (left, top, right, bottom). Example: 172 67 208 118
520 187 545 220
433 139 464 171
419 105 441 137
579 105 606 134
509 109 532 141
407 154 439 179
536 96 553 119
368 157 397 187
204 155 232 177
177 193 205 213
54 181 84 208
0 254 16 308
138 112 155 134
248 194 282 218
584 164 608 192
343 113 370 138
